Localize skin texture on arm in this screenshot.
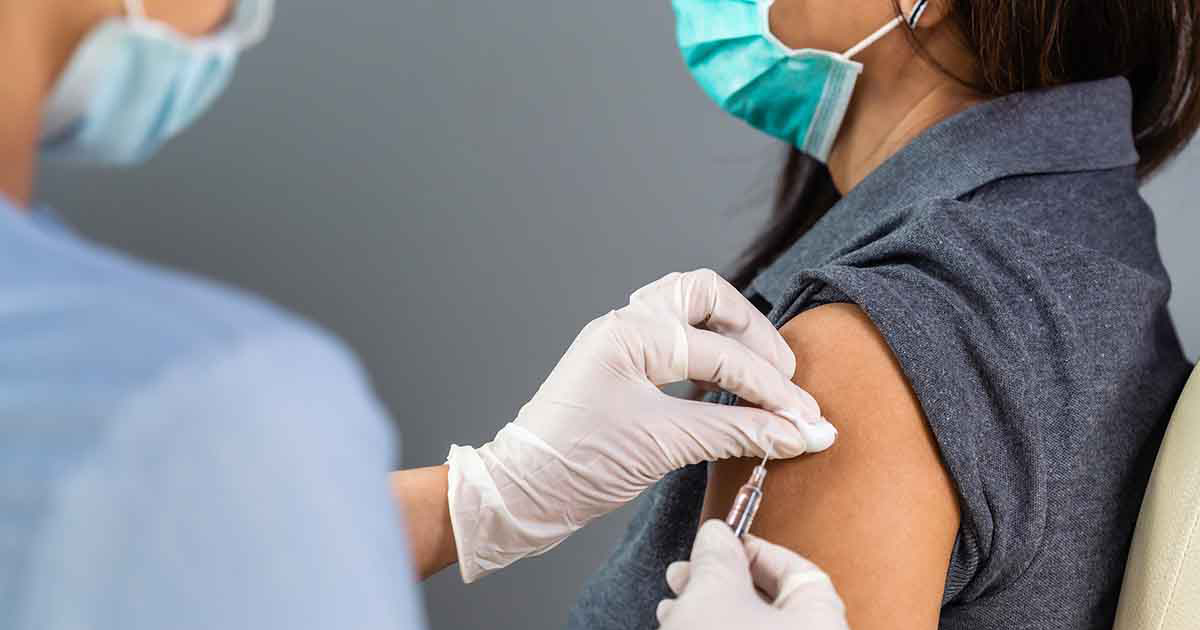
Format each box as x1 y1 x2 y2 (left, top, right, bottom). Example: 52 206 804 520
700 303 960 630
390 465 459 578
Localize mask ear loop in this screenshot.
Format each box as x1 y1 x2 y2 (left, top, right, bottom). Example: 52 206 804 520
907 0 931 28
842 0 929 59
228 0 275 50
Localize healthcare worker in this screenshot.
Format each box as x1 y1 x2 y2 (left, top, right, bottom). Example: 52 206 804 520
0 0 855 629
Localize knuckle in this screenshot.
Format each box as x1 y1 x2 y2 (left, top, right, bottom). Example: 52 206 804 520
634 272 682 298
604 309 663 343
582 310 620 335
696 268 720 294
687 268 722 294
580 311 640 353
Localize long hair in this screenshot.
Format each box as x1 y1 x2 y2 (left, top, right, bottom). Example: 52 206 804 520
728 0 1200 291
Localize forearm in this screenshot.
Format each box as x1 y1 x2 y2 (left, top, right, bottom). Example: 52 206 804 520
389 465 459 579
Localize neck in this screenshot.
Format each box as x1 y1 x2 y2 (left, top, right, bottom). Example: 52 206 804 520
826 33 983 194
0 0 118 209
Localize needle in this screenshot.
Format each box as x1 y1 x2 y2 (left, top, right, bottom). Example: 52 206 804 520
726 447 770 538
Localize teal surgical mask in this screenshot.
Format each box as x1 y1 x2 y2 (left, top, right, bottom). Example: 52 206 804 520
40 0 274 166
674 0 928 162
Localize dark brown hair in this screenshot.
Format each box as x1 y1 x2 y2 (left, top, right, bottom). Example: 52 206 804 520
729 0 1200 290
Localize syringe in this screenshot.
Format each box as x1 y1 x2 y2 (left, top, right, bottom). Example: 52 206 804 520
724 451 769 538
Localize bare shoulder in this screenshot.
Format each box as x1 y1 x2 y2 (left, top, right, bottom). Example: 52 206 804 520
700 303 959 630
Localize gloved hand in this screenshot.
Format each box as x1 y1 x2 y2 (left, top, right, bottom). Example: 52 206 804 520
446 269 836 582
656 520 850 630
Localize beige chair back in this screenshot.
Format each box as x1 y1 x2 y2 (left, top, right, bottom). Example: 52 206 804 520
1114 364 1200 630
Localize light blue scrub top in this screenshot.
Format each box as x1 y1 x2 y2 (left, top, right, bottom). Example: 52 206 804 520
0 198 428 630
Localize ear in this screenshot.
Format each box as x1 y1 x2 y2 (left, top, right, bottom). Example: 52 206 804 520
898 0 949 29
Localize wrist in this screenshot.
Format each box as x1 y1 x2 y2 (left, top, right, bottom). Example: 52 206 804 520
446 436 578 583
390 465 457 578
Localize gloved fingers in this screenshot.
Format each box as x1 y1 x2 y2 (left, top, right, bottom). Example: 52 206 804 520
684 519 753 592
629 269 795 379
655 522 744 627
655 598 676 624
668 397 836 462
743 534 842 610
665 560 691 595
684 326 819 419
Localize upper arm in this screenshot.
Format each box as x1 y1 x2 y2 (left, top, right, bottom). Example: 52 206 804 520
700 303 960 630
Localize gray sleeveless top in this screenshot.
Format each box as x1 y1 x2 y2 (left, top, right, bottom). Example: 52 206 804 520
568 78 1194 629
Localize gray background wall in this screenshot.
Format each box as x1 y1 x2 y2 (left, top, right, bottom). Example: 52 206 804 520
37 1 1199 629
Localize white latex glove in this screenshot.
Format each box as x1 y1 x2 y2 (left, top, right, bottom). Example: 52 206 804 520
656 520 850 630
446 269 837 582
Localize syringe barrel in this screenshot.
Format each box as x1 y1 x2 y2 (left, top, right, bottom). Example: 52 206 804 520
725 466 767 538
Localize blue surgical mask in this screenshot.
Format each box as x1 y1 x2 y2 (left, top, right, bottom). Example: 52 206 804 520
673 0 928 162
40 0 274 166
